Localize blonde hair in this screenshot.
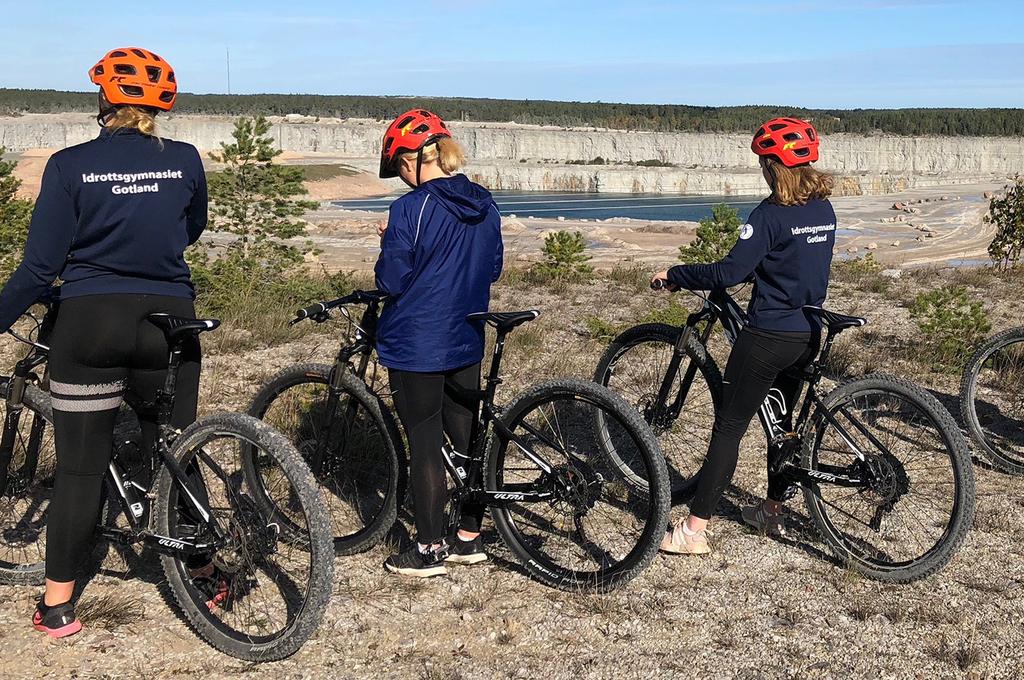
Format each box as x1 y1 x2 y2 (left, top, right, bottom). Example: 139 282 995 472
401 137 465 175
106 105 159 136
763 157 833 206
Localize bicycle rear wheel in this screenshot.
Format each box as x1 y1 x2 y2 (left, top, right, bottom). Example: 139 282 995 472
155 413 333 661
0 384 54 585
802 374 974 583
959 327 1024 474
486 378 670 592
246 363 404 554
594 323 722 503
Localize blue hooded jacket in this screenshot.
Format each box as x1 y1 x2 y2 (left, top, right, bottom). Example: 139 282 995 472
667 198 836 332
374 174 503 372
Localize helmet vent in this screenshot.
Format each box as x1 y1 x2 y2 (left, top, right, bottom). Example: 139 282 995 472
769 123 787 131
110 50 128 58
159 91 175 103
145 66 162 83
119 84 145 97
93 65 105 76
758 139 777 149
782 132 802 141
131 48 147 59
412 123 430 135
114 64 137 75
167 71 176 83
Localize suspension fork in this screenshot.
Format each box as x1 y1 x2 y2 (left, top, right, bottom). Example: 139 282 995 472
654 311 715 419
0 354 46 495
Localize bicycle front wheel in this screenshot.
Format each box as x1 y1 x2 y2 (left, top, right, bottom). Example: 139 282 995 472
960 327 1024 474
486 378 670 592
594 323 722 503
0 384 55 585
247 363 404 554
155 413 333 661
802 374 974 583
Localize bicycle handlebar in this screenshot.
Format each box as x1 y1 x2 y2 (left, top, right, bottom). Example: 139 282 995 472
650 278 666 291
292 290 389 324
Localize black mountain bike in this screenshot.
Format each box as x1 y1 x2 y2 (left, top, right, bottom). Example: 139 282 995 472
249 290 671 592
960 326 1024 474
0 302 333 661
595 285 974 583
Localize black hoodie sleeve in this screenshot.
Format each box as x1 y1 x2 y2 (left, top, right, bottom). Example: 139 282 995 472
186 149 208 246
0 156 75 332
666 210 773 291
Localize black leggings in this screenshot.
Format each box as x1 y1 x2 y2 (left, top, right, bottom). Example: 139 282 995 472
689 327 819 520
46 294 200 583
389 363 484 544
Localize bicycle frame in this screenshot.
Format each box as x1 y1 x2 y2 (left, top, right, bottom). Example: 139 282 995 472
0 305 231 563
656 289 885 491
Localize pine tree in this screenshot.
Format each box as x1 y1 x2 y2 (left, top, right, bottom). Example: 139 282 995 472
0 149 34 280
987 176 1024 269
678 203 742 264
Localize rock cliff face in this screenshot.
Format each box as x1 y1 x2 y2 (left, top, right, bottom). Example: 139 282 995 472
2 113 1017 196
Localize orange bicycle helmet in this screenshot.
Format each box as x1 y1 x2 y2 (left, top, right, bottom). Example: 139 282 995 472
751 117 820 167
89 47 177 112
379 109 452 179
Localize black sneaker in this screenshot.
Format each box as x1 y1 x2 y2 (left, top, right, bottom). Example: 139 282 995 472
33 600 82 639
445 533 488 565
384 543 448 577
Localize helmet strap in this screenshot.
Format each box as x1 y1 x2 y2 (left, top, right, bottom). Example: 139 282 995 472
415 147 425 187
96 92 118 128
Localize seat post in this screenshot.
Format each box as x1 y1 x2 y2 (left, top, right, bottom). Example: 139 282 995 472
484 330 509 402
157 345 182 427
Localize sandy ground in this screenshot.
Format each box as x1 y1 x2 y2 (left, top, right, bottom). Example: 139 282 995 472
0 269 1022 679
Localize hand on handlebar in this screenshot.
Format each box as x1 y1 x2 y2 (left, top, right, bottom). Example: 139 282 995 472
650 271 679 292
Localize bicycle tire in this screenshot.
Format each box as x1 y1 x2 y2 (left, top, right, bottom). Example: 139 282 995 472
802 373 974 583
246 363 405 555
486 378 670 592
154 413 334 661
959 327 1024 474
594 323 723 504
0 383 54 585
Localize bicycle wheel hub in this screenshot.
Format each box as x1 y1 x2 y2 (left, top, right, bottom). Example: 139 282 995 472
638 394 674 433
865 453 911 510
550 459 603 511
215 495 280 573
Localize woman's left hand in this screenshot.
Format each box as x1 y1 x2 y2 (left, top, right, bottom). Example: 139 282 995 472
376 219 388 237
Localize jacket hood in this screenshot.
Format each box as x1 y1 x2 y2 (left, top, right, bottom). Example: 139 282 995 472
419 174 495 224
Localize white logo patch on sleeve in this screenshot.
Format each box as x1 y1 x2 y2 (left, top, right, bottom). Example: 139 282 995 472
739 224 754 240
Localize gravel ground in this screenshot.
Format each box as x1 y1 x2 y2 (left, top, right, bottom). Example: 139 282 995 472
0 267 1022 679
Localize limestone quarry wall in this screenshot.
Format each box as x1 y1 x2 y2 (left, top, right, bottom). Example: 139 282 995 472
2 113 1019 195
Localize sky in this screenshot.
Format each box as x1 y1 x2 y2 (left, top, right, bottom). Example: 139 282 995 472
0 0 1021 108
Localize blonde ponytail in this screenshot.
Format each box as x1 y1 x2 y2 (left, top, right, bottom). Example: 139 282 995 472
402 136 466 175
764 156 834 206
106 105 159 137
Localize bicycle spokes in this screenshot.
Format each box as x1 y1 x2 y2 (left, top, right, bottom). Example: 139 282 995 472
810 390 958 568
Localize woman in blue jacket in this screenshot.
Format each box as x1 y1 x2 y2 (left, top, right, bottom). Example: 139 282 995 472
375 109 504 577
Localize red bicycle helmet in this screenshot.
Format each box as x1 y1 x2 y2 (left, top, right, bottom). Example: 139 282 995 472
751 117 820 167
379 109 452 179
89 47 177 111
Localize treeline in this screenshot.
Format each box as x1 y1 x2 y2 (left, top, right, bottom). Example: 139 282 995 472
2 89 1022 136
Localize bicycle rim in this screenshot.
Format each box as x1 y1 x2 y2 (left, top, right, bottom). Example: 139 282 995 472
490 384 666 590
966 334 1024 471
805 383 967 575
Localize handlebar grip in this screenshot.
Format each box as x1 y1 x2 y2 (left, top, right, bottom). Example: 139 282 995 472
294 302 329 322
650 278 666 291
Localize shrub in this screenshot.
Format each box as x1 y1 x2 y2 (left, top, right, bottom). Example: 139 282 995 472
531 230 593 283
832 252 892 294
986 176 1024 268
0 148 33 280
583 315 619 341
635 159 675 167
605 261 650 292
678 203 741 264
909 286 991 370
639 297 690 327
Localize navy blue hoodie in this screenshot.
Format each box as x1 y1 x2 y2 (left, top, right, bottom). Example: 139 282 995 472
375 174 503 372
667 198 836 332
0 127 207 332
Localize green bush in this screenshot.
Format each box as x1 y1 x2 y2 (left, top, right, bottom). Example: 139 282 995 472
986 176 1024 268
583 316 620 341
531 230 593 284
0 148 33 280
639 297 690 327
909 286 991 370
635 159 675 167
678 203 741 264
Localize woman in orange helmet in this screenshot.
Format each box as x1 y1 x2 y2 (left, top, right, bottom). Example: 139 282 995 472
0 47 210 637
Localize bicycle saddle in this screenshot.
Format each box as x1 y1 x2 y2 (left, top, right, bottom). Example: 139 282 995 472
147 314 221 344
466 310 540 333
802 306 867 331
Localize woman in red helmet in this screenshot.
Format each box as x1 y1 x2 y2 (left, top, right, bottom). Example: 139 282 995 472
375 109 503 577
0 48 210 636
651 117 836 554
